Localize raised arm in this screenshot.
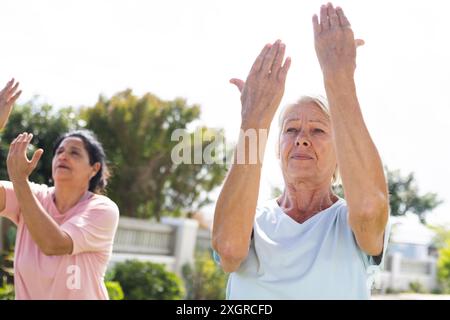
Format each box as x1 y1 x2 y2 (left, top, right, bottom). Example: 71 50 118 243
0 78 22 213
212 40 291 272
7 133 74 256
313 3 388 256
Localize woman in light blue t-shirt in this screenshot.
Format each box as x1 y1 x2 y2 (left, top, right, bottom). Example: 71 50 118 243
212 3 390 300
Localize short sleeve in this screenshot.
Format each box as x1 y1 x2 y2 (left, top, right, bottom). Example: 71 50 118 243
213 250 221 266
0 181 49 225
360 219 391 269
60 198 119 255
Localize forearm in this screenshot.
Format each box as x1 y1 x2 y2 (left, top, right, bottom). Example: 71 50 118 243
0 183 5 213
12 180 71 254
212 125 268 270
325 76 388 222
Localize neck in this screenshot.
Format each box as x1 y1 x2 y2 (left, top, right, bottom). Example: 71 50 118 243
278 178 337 223
53 183 90 214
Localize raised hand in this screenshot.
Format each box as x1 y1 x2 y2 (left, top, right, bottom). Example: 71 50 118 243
230 40 291 128
313 3 364 80
0 78 21 130
7 133 44 184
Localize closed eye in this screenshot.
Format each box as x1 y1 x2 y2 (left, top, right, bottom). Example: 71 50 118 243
286 127 298 133
313 128 325 134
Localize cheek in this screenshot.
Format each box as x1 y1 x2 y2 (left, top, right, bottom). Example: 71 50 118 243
315 140 336 163
51 158 57 171
279 136 294 156
79 164 93 176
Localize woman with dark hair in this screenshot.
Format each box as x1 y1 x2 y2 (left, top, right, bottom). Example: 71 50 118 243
0 80 119 299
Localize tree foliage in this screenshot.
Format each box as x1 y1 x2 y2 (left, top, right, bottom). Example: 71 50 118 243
386 168 442 223
437 241 450 293
0 99 80 183
333 167 441 223
82 90 227 220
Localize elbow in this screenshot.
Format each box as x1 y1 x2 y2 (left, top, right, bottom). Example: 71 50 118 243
41 244 58 256
212 238 248 273
349 193 389 257
40 242 71 256
349 192 389 229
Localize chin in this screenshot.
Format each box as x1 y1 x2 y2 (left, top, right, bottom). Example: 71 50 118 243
285 170 314 181
287 163 314 173
52 173 72 183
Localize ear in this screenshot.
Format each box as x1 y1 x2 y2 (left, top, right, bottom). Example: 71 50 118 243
91 162 101 178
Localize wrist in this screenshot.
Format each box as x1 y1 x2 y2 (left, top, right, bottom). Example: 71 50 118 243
11 178 30 188
241 117 272 131
324 74 356 95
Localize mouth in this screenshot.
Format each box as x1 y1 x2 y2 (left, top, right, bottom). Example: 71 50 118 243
56 164 71 170
290 154 314 160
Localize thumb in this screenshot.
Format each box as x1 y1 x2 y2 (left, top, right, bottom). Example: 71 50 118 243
355 39 365 48
229 78 245 93
30 148 44 170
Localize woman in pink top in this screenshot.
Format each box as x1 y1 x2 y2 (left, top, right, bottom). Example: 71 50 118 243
0 79 119 299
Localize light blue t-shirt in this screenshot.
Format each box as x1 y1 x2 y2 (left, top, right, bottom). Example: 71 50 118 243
219 198 390 300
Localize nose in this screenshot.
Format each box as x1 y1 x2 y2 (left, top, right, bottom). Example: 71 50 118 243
295 133 311 147
56 150 68 160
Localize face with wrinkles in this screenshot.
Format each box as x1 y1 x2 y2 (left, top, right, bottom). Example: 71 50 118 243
278 101 336 185
52 137 99 188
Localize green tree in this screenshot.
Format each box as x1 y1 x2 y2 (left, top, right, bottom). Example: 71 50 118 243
386 168 442 223
82 90 227 220
0 99 80 183
428 224 450 250
437 240 450 293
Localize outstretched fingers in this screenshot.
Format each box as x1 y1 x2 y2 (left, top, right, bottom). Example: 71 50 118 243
8 90 22 105
250 43 272 74
328 4 340 28
1 79 21 108
271 42 286 77
17 132 30 155
355 39 365 47
312 14 321 37
320 4 329 31
277 57 291 83
7 81 19 96
30 148 44 170
229 78 245 93
336 6 351 27
0 79 14 96
9 133 24 156
260 40 281 75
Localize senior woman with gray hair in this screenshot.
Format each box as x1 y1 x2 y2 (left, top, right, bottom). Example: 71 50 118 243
212 3 389 299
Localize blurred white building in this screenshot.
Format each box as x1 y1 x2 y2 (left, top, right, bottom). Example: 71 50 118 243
375 215 439 293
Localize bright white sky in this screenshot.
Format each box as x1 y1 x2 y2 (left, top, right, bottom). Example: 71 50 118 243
1 0 449 226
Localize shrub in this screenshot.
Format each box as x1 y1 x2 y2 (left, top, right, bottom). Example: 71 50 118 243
110 260 185 300
0 283 14 300
105 281 124 300
182 250 228 300
437 240 450 293
408 281 427 294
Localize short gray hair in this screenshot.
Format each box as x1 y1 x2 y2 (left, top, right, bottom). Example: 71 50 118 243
278 94 330 128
